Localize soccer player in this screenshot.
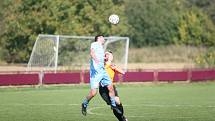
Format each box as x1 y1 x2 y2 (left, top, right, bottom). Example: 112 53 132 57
81 35 121 116
99 51 128 121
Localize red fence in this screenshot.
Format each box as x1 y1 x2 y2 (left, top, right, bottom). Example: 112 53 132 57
0 74 39 86
123 72 154 82
158 71 188 82
191 69 215 82
0 69 214 86
43 72 81 84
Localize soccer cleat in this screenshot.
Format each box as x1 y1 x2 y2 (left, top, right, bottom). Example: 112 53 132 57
81 103 87 116
111 106 122 115
122 116 128 121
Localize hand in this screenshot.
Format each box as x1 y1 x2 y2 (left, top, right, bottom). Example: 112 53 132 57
111 64 125 74
110 64 116 70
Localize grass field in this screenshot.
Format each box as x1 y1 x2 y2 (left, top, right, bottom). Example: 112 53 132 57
0 82 215 121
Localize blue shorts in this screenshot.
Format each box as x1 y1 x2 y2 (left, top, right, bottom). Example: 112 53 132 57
90 67 112 89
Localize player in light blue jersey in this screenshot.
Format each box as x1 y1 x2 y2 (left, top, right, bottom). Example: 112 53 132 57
81 35 121 116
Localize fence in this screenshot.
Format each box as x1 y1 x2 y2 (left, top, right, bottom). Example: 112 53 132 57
0 69 215 86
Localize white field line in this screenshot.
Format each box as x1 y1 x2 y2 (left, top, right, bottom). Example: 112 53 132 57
0 103 214 118
87 106 196 119
0 103 80 106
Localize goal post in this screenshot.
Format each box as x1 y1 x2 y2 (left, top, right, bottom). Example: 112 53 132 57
27 34 129 72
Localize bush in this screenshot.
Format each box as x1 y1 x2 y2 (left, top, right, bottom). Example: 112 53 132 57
195 47 215 68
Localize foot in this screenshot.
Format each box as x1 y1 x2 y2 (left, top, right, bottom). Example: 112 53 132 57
122 116 128 121
81 103 87 116
112 106 122 115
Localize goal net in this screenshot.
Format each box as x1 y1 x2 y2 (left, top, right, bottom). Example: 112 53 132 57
27 34 129 72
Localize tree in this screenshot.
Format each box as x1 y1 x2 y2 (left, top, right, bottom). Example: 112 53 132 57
178 7 215 46
188 0 215 24
1 0 129 63
125 0 215 47
125 0 184 47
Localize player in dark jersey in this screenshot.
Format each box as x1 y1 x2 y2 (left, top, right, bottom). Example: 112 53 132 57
99 51 128 121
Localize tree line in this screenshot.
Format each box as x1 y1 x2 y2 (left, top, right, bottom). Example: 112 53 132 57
0 0 215 63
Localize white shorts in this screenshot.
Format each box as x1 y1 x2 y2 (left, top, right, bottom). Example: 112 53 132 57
90 67 112 89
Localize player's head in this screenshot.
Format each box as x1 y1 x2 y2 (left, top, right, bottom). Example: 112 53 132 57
105 50 113 62
95 35 105 44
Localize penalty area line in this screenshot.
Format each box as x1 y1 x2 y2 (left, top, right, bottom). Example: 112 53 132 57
0 103 80 106
87 104 213 119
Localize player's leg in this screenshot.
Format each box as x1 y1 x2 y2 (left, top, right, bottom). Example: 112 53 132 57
112 85 128 121
100 70 123 114
106 84 117 106
99 85 111 105
83 88 97 107
102 70 118 105
99 85 127 121
113 103 128 121
84 79 100 102
82 88 97 116
81 73 102 116
101 79 122 115
113 85 121 105
100 81 117 108
101 73 118 107
99 85 123 121
113 103 124 121
107 88 122 114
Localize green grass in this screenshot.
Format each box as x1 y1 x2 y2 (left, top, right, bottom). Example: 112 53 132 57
0 82 215 121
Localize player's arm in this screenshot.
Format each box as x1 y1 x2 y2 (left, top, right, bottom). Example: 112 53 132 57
110 65 125 74
90 48 99 64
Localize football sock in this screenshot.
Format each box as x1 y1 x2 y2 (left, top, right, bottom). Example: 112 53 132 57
82 98 89 107
110 96 116 107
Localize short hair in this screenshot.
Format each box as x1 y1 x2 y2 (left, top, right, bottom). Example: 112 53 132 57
108 50 112 53
95 35 104 42
105 50 112 55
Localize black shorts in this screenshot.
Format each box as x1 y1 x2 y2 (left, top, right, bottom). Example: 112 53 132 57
99 85 119 105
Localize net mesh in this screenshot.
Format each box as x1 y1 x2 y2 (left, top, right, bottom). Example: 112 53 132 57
27 35 129 72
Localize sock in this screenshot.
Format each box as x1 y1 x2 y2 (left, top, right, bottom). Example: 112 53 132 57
119 103 124 115
110 96 116 107
82 98 89 107
113 104 124 121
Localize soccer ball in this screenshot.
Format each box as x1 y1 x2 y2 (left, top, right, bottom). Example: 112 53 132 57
109 14 119 25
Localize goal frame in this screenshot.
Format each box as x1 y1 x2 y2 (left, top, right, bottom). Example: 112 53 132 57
27 34 129 72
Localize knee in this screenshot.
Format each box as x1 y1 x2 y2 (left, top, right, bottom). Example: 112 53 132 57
107 85 114 91
90 90 97 97
115 97 121 105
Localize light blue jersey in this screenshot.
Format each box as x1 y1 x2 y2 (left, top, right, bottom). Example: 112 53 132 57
90 42 104 69
90 42 112 89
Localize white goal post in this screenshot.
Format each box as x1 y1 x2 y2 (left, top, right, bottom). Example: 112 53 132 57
27 34 129 72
